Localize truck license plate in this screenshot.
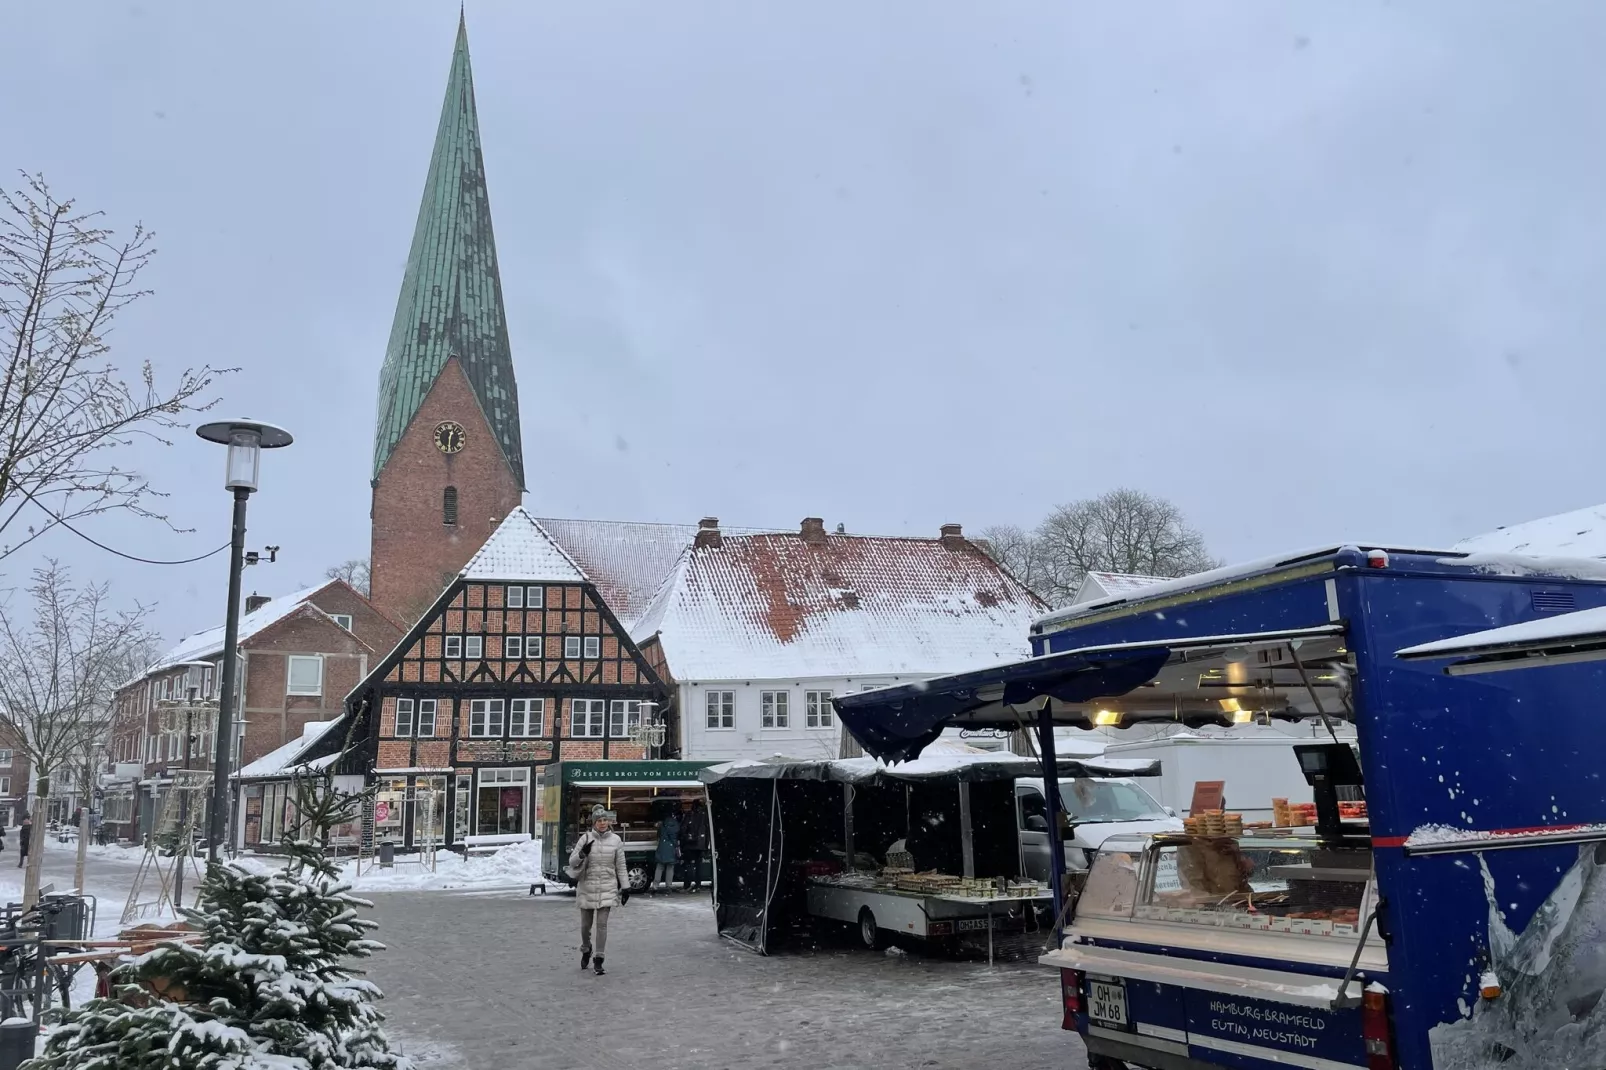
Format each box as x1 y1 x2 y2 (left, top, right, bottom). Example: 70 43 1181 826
1088 981 1129 1029
956 917 994 932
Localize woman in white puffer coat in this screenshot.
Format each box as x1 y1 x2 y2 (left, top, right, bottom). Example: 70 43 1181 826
569 806 630 975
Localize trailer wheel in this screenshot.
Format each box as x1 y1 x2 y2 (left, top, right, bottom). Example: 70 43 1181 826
858 908 889 951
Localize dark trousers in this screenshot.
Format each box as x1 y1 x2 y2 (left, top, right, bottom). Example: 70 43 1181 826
681 850 705 888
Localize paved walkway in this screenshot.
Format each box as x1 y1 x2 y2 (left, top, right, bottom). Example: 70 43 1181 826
367 887 1086 1070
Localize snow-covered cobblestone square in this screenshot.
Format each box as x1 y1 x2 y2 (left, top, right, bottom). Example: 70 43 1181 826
368 887 1085 1070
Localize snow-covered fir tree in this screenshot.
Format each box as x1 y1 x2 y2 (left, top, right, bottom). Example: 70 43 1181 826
27 774 410 1070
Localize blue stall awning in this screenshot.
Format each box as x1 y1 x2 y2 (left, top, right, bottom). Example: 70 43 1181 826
833 625 1348 763
832 646 1170 763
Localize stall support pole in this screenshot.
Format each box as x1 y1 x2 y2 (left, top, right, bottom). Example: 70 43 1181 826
1036 706 1069 944
843 784 855 870
958 781 975 879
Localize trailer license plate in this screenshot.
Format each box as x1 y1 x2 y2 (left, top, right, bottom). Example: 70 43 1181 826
956 918 993 932
1088 981 1128 1029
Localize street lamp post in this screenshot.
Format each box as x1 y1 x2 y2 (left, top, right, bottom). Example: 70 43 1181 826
196 419 293 864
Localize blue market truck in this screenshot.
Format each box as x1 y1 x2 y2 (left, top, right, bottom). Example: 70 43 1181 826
835 545 1606 1070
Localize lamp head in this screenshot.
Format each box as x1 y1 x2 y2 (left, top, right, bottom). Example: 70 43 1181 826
196 420 293 492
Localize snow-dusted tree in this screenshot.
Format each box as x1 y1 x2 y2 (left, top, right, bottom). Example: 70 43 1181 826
0 172 225 561
982 489 1220 607
0 561 156 907
324 558 371 597
27 763 411 1070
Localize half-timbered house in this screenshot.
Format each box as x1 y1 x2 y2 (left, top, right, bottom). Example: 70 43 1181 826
334 508 669 850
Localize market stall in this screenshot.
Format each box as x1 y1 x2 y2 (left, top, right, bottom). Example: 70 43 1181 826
539 760 716 892
701 752 1156 958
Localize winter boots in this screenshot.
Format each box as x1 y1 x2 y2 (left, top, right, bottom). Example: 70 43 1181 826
580 948 592 971
593 956 606 976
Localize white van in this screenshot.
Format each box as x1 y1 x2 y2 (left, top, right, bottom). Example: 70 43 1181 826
1014 777 1183 882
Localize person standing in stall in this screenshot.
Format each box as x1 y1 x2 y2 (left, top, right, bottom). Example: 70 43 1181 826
567 806 629 975
679 800 710 891
654 808 681 892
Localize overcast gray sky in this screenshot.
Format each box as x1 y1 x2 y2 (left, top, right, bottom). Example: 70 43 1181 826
5 1 1605 645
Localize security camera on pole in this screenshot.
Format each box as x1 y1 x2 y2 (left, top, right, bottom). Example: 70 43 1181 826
195 419 293 864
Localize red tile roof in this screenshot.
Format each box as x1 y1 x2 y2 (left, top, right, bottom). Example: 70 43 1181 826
635 530 1047 680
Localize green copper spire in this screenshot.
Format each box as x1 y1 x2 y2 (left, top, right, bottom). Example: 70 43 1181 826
373 14 525 488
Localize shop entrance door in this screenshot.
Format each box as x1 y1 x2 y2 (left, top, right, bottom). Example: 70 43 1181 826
476 768 529 835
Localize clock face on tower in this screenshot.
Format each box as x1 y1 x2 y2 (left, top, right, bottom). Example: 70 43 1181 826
433 421 467 454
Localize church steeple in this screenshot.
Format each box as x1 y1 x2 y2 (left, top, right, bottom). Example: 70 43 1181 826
368 15 526 624
373 14 524 490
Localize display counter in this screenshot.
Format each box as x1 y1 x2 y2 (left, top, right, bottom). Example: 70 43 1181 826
808 870 1050 964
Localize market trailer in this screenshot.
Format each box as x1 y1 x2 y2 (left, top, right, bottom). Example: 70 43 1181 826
538 760 714 892
835 545 1606 1070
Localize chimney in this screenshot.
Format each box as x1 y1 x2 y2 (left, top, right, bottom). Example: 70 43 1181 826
244 592 271 614
800 517 828 546
939 523 966 550
694 517 722 550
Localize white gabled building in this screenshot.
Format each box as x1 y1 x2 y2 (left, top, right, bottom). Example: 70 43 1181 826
630 517 1048 763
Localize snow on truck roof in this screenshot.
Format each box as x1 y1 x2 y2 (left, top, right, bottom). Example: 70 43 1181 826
1034 544 1606 632
1456 501 1606 560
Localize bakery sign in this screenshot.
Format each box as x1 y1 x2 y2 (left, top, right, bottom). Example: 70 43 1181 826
563 761 708 784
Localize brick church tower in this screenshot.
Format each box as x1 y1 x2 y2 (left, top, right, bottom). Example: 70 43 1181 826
370 15 524 623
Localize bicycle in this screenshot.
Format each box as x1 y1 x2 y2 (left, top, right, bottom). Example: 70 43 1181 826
0 895 92 1021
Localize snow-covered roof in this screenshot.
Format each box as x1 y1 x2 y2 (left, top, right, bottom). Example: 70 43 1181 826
236 719 344 779
634 529 1047 681
148 583 334 672
537 517 781 626
1457 502 1606 560
460 508 587 583
1071 572 1171 606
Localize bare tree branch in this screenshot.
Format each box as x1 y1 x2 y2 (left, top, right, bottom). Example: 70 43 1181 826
981 489 1221 607
0 561 156 905
324 558 371 597
0 172 232 561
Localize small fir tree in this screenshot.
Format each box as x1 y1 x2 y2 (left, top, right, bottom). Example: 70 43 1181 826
28 769 410 1070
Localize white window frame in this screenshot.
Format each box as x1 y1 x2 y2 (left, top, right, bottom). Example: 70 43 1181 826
287 655 323 696
564 636 582 659
510 698 544 738
1 777 11 796
583 636 601 659
761 690 790 729
571 699 605 738
469 698 505 738
705 690 735 730
526 635 544 659
331 613 354 631
608 700 641 739
444 635 462 659
0 749 14 769
806 690 835 729
464 635 484 660
505 635 523 660
526 586 545 609
417 698 437 738
395 699 414 738
506 585 524 609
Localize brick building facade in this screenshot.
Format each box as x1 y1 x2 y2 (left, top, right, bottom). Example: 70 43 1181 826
339 510 667 849
103 580 401 842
